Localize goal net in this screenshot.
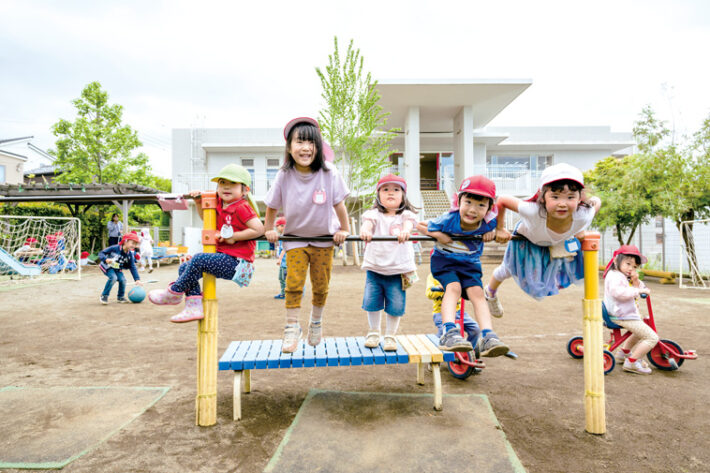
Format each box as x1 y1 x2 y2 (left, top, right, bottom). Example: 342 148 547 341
679 219 710 289
0 215 82 286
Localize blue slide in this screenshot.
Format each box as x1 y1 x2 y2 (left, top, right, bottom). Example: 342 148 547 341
0 248 41 276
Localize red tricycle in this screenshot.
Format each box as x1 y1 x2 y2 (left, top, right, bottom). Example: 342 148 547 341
445 297 518 380
567 294 698 374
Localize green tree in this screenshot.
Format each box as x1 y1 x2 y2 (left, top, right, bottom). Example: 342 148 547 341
51 81 154 186
316 37 398 218
585 155 653 245
50 81 165 247
635 108 710 281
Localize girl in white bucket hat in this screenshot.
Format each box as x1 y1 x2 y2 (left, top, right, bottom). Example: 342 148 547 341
484 163 602 316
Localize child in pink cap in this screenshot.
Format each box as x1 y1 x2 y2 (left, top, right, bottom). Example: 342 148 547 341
263 117 350 353
603 245 658 374
359 174 418 351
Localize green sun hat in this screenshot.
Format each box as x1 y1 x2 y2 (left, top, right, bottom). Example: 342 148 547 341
211 164 260 217
211 164 252 188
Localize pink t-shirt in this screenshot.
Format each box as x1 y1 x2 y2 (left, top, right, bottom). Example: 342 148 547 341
603 270 647 321
264 162 349 251
360 209 418 275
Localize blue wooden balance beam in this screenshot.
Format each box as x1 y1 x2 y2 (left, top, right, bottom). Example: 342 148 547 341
219 334 455 420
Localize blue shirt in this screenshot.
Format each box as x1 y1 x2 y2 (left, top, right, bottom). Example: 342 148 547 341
98 244 140 281
427 211 496 262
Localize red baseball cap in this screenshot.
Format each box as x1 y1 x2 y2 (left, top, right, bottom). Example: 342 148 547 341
457 175 496 200
376 174 407 193
275 217 286 226
26 237 38 243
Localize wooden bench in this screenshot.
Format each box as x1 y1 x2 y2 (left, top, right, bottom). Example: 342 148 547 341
219 334 454 420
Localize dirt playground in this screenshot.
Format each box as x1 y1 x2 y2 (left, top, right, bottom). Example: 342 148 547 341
1 257 708 473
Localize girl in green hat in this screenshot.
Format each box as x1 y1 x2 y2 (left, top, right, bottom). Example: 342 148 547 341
148 164 264 323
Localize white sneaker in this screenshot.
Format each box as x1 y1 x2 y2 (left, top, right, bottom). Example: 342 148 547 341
485 287 504 318
282 324 302 353
623 359 652 375
364 331 381 348
307 320 322 346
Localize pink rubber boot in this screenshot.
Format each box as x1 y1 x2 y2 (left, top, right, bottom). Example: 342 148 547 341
170 296 204 323
148 283 183 305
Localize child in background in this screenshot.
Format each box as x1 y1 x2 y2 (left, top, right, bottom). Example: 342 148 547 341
138 228 154 273
148 164 264 322
264 117 350 353
603 245 657 375
420 176 507 356
485 163 602 315
14 237 41 263
273 217 287 299
98 233 143 304
426 273 480 352
359 174 418 351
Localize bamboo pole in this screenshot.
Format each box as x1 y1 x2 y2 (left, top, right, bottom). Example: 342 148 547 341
196 192 218 426
581 233 605 434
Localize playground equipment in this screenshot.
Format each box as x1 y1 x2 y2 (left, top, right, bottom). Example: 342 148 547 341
567 294 698 373
128 286 146 303
0 215 81 285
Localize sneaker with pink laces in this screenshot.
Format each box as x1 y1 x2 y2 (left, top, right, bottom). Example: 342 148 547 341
170 296 204 323
148 283 183 305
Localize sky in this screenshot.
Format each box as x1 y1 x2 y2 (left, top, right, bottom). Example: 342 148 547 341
1 0 709 177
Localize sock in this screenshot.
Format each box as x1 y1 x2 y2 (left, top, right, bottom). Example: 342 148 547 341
628 357 637 363
443 322 457 333
310 305 324 326
385 314 401 336
482 329 494 338
367 311 382 332
286 307 299 326
485 286 497 297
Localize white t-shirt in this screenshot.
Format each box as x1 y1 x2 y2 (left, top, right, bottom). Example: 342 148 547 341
360 209 418 276
264 162 350 251
515 201 595 246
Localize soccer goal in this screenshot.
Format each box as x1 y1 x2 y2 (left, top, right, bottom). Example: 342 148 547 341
0 215 82 286
679 219 710 289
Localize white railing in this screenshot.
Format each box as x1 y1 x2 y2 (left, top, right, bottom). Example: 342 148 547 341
485 166 542 197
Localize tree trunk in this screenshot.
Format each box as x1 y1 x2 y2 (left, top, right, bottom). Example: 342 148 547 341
623 224 638 246
676 211 703 284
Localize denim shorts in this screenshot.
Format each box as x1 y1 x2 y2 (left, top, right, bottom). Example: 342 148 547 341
430 254 483 300
362 271 406 316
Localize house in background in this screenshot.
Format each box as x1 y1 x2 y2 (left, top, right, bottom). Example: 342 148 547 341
170 79 635 246
0 136 57 185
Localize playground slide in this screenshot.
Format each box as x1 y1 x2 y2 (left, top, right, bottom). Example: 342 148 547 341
0 248 41 276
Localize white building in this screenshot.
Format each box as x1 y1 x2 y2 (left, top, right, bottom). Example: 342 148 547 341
171 79 634 246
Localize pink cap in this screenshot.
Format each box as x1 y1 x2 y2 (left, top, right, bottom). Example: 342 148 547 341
376 174 407 193
458 175 496 200
283 116 319 140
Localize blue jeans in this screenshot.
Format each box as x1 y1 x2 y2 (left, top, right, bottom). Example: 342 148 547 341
362 271 406 316
102 268 126 298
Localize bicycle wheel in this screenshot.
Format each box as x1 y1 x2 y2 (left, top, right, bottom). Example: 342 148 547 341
647 339 685 371
603 349 615 374
447 351 476 380
567 336 584 359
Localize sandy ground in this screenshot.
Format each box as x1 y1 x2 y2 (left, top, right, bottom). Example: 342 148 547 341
1 257 708 473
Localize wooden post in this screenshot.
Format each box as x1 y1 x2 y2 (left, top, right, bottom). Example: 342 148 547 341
581 232 605 434
196 192 218 426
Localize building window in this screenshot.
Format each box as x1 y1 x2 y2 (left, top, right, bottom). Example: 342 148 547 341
0 165 5 184
267 158 280 190
241 158 255 185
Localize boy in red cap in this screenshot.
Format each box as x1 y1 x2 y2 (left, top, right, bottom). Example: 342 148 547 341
419 176 509 356
98 232 143 304
603 245 658 374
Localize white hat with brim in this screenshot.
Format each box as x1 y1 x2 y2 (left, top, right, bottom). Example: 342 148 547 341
539 163 584 190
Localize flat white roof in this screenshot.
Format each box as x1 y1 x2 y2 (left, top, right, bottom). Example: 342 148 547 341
376 79 532 131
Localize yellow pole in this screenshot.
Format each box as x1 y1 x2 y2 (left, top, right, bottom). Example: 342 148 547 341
581 232 605 434
196 192 218 426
